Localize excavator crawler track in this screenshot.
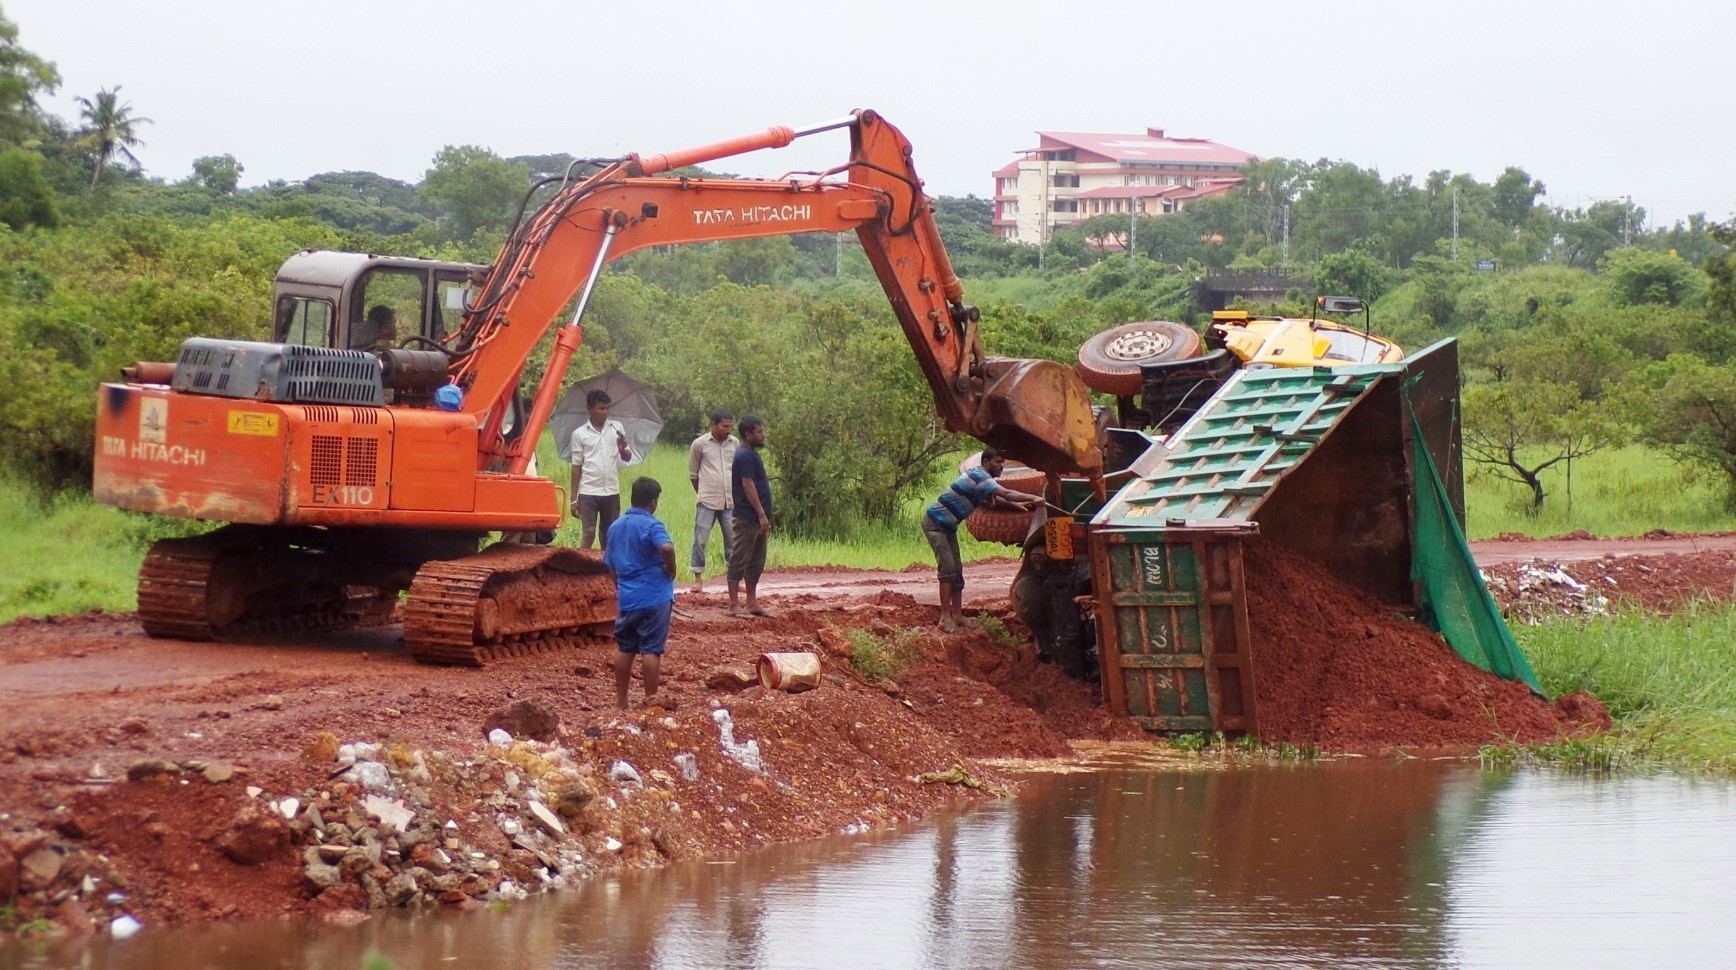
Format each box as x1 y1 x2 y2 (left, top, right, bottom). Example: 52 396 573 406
138 531 388 641
403 543 616 667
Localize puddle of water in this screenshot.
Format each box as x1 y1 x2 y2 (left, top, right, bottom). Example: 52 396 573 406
10 761 1734 969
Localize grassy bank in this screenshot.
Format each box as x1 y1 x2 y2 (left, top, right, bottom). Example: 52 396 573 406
0 441 1003 624
1463 445 1736 539
1494 605 1736 773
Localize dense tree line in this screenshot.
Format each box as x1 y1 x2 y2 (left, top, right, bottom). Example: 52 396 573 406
2 8 1734 529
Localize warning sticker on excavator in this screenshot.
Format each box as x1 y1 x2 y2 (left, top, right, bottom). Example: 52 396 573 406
1044 515 1075 560
227 411 280 436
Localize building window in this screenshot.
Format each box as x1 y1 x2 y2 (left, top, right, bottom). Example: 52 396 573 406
1051 173 1079 188
1051 199 1078 213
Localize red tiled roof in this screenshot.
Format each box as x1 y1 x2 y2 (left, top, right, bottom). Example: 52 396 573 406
1166 178 1244 200
992 160 1020 178
1034 131 1255 167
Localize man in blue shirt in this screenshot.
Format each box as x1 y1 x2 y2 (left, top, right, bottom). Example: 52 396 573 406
603 477 677 710
727 415 773 617
924 447 1042 632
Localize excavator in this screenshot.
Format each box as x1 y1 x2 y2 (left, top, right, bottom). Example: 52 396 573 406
92 109 1102 666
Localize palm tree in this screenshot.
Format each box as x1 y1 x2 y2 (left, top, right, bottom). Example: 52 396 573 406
75 86 152 190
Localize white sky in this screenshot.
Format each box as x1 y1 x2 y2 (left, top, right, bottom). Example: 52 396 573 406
9 0 1734 228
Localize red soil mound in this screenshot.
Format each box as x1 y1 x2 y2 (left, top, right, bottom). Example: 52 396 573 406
1244 539 1608 751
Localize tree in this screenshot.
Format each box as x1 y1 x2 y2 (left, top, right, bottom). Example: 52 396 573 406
1491 167 1544 231
0 8 58 147
0 146 57 228
1312 247 1391 302
1463 381 1621 513
418 145 529 241
186 153 243 193
75 86 151 190
1625 353 1736 508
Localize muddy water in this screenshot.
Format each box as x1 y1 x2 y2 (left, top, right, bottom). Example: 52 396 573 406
12 761 1735 969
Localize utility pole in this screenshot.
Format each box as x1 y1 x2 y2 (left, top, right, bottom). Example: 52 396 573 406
1451 187 1460 260
1624 195 1632 246
1281 203 1290 274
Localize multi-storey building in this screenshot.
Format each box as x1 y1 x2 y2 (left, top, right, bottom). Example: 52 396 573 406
992 128 1256 245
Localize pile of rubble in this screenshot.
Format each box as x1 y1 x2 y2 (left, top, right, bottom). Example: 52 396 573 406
1481 560 1611 623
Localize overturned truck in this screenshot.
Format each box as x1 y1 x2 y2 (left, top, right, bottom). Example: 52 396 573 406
1009 337 1540 734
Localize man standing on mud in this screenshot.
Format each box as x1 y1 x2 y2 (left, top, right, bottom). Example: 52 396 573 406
686 410 739 593
571 389 634 551
923 447 1043 632
604 477 677 710
727 415 772 617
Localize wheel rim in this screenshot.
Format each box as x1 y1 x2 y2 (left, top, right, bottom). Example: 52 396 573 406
1104 328 1173 361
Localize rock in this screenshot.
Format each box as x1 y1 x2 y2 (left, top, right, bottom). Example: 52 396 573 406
52 897 94 936
817 628 853 658
431 848 453 871
202 762 235 783
1 829 48 859
384 871 419 906
110 915 143 939
126 758 179 781
217 802 293 866
483 700 560 742
608 761 642 786
304 859 344 892
316 844 348 863
346 762 393 792
304 731 341 763
118 717 150 736
0 852 16 899
672 753 699 781
528 801 567 837
363 794 414 833
262 695 284 711
705 666 757 691
306 805 326 835
20 846 63 891
499 818 522 837
245 785 263 798
486 728 513 747
275 797 301 820
604 837 623 853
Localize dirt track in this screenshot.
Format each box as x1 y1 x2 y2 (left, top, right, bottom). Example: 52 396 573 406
0 533 1727 936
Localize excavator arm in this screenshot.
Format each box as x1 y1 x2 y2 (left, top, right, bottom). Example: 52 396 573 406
448 110 1100 480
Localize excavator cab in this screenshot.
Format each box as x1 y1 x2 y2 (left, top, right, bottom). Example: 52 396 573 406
271 251 486 351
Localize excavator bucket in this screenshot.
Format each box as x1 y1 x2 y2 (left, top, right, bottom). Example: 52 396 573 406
971 357 1104 479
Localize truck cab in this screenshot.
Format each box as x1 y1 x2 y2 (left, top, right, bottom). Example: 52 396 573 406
270 251 488 352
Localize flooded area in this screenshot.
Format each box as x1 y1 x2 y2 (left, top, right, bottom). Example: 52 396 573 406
11 759 1735 969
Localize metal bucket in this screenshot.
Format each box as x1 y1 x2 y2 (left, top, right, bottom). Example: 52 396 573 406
757 652 822 692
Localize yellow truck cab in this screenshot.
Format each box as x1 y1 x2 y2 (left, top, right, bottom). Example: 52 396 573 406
1209 307 1403 369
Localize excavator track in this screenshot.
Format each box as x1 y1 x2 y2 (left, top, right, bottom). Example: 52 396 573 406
138 531 393 641
403 543 616 667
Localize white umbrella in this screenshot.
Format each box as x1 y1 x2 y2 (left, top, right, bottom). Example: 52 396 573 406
551 367 662 465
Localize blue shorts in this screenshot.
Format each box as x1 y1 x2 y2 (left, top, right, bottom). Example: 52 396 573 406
615 601 672 656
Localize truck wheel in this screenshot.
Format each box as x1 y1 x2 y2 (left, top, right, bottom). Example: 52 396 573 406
958 458 1045 546
1076 321 1203 397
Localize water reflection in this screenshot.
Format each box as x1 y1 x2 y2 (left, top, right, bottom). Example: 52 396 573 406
11 763 1735 969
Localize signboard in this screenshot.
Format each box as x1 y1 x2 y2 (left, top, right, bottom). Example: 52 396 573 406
1475 259 1497 271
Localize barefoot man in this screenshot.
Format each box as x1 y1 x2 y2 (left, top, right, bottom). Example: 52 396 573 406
604 477 677 709
922 447 1043 632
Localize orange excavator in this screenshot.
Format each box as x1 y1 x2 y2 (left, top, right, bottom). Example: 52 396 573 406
93 110 1101 665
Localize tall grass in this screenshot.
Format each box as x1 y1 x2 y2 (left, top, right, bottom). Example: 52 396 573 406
1464 445 1736 539
1499 605 1736 773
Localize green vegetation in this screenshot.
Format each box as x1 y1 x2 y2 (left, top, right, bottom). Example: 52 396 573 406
1462 445 1736 539
1164 731 1319 762
1488 605 1736 773
844 626 922 682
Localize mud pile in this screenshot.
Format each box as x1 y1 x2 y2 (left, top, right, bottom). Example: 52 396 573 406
1484 550 1736 619
1244 539 1608 750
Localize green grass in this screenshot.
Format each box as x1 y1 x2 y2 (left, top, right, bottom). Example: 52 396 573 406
1494 604 1736 773
843 626 923 682
1464 445 1736 539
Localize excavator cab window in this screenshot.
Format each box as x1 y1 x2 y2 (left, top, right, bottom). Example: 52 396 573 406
275 296 334 347
350 268 425 351
432 271 472 341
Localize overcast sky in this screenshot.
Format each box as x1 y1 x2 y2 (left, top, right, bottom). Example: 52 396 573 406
9 0 1733 228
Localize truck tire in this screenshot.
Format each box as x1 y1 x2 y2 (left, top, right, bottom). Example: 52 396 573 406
957 457 1045 546
1076 321 1203 397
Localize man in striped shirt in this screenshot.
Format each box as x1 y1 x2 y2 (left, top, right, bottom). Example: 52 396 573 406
923 447 1043 632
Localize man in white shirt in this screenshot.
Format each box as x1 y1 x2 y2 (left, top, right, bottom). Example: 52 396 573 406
686 409 739 593
570 390 634 551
